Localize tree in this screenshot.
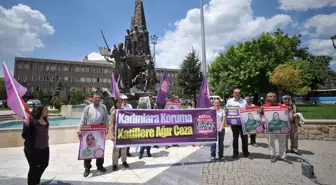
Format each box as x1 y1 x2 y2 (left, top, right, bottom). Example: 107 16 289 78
0 78 7 100
69 87 84 105
208 28 331 99
178 48 203 100
51 79 64 109
35 88 43 101
269 64 302 94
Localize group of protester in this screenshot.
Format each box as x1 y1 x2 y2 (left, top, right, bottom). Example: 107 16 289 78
208 88 301 164
21 88 302 184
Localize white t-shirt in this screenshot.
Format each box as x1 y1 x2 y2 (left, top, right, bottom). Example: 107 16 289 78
214 107 225 131
224 98 248 116
122 103 133 110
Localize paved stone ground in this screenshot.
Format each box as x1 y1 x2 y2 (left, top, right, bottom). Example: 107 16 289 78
202 138 336 185
0 128 335 185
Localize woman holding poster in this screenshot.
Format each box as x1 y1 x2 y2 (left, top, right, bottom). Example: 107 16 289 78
110 99 130 171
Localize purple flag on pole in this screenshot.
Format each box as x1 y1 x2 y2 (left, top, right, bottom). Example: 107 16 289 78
2 62 29 119
156 71 169 105
111 74 121 100
197 75 211 108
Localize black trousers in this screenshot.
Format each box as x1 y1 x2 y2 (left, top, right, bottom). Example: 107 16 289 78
250 134 256 144
140 146 151 155
231 125 249 156
84 158 104 169
24 147 50 185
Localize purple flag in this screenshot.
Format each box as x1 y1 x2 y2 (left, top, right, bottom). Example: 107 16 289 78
111 74 121 100
197 75 211 108
156 72 169 105
3 62 29 119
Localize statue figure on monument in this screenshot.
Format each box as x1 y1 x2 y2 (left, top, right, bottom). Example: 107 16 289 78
125 29 132 56
131 25 144 55
144 58 159 92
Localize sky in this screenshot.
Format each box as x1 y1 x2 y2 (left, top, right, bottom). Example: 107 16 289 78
0 0 336 76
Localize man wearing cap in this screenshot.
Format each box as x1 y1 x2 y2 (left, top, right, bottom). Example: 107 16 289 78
282 95 301 155
77 93 109 177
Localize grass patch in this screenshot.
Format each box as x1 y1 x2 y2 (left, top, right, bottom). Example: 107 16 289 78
296 104 336 119
48 109 60 114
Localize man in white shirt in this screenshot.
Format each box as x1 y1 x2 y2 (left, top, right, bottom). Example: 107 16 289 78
226 88 253 160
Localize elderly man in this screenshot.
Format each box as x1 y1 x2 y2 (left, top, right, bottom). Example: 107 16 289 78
77 93 109 177
261 92 292 164
245 96 258 147
226 88 253 160
282 95 301 155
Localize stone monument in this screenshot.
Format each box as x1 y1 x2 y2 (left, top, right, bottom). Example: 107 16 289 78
97 0 159 109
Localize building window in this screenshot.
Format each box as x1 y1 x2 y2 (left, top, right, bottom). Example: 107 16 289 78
104 69 109 73
92 78 97 83
86 78 91 83
63 65 69 71
31 63 37 70
108 78 111 84
44 87 48 92
64 77 69 81
86 67 90 72
51 64 56 71
45 64 50 70
80 77 86 82
103 78 107 83
30 86 34 92
81 67 85 72
24 63 30 70
75 66 80 72
17 62 23 69
57 64 61 71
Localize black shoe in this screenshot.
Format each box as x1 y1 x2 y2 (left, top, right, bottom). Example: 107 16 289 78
232 154 239 159
83 168 90 177
271 156 277 163
139 154 143 159
281 158 292 164
123 162 130 168
165 146 170 149
127 153 132 157
112 165 118 171
147 153 152 157
292 150 301 155
97 166 106 172
172 145 179 147
219 157 227 162
153 145 159 148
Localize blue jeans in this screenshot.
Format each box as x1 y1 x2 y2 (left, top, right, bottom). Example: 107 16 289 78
210 128 225 158
139 146 151 156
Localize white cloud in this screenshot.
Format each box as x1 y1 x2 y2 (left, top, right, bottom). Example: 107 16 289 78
303 13 336 37
155 0 292 69
278 0 336 11
307 39 336 67
87 52 105 60
0 4 54 57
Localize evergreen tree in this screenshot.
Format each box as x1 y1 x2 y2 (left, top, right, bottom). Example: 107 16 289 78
178 48 203 100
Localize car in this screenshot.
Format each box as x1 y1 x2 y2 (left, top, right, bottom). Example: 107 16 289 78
26 99 41 107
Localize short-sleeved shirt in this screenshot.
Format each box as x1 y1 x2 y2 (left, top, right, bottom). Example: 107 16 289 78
214 107 225 130
122 103 133 110
224 98 248 116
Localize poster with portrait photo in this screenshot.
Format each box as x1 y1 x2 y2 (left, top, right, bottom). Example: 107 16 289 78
264 106 290 135
164 102 182 110
78 125 106 160
240 106 264 135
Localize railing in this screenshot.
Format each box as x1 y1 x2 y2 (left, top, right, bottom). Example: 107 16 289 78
304 119 336 125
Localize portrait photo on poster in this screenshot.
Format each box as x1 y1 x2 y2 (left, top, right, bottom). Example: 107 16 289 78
78 130 106 160
240 109 263 135
264 109 290 134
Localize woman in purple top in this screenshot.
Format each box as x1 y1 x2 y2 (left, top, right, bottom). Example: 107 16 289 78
22 104 49 185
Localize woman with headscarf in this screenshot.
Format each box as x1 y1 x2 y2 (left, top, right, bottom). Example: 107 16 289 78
245 113 260 133
268 112 288 132
22 104 50 185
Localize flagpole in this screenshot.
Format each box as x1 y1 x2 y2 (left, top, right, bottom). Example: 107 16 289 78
200 0 207 77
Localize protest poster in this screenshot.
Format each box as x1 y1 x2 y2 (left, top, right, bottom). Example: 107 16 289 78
240 106 264 135
115 108 218 147
264 106 290 134
225 106 241 125
164 102 182 109
78 125 106 160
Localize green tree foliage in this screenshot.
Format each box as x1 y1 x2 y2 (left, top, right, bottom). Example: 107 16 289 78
35 88 43 101
208 28 331 98
69 87 84 105
0 78 7 100
178 48 203 100
51 79 64 109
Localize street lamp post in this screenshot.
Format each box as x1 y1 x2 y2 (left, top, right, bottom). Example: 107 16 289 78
331 35 336 50
151 34 158 66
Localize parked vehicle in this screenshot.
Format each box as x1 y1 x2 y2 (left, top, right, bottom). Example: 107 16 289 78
26 99 41 107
